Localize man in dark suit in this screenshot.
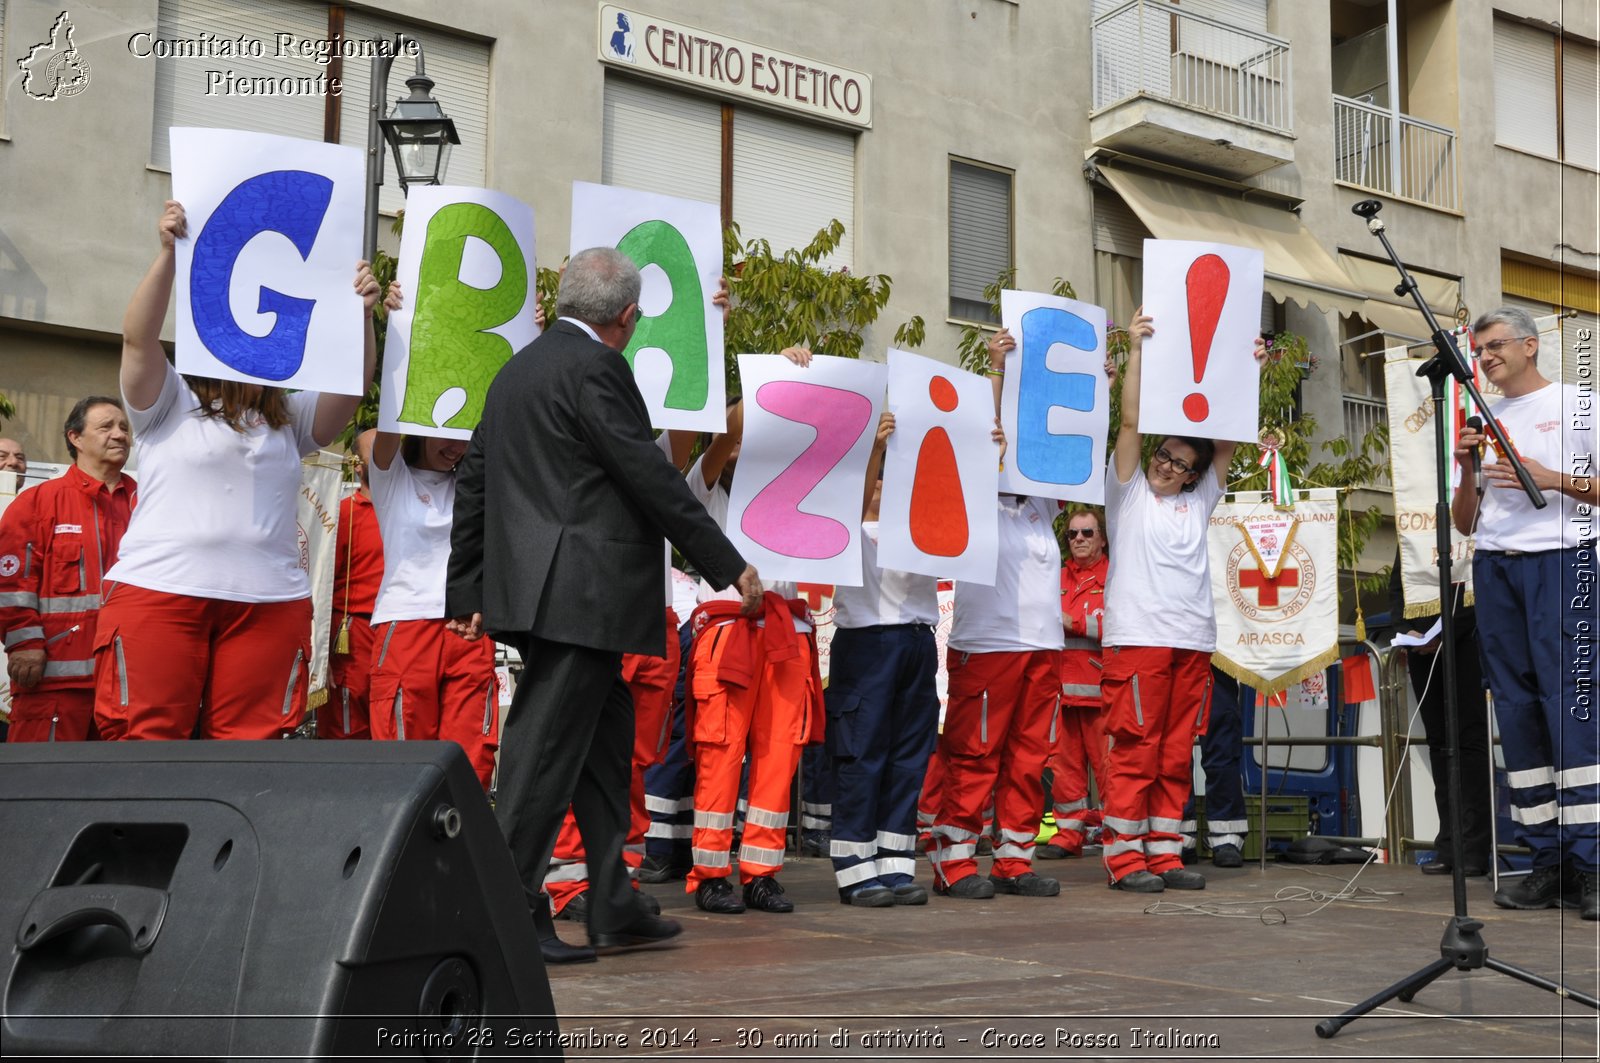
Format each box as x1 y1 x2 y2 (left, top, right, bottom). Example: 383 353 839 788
448 247 760 964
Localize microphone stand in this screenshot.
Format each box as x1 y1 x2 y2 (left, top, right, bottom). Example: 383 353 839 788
1316 200 1598 1038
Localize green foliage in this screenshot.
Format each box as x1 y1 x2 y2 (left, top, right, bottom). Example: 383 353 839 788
953 268 1078 374
722 219 910 396
0 391 15 426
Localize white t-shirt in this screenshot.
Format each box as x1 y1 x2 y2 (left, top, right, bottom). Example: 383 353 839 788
1476 382 1598 552
949 496 1065 653
688 451 798 604
1103 459 1225 652
107 364 319 603
834 521 941 629
369 456 457 624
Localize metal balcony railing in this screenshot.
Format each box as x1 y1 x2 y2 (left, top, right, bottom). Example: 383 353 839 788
1343 393 1391 487
1333 95 1459 212
1092 0 1293 134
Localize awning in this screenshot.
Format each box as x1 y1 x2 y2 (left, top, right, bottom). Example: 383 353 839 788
1338 252 1462 343
1095 162 1367 315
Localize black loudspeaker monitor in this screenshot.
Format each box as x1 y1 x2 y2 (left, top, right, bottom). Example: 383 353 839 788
0 741 561 1059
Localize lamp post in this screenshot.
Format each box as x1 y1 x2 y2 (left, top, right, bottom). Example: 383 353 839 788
364 33 460 261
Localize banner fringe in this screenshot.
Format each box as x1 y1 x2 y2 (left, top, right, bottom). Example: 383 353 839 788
1211 643 1341 698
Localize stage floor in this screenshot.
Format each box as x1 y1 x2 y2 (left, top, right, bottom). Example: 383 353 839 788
545 852 1600 1061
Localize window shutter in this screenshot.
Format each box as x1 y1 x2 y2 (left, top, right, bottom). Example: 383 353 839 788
1563 39 1599 170
150 0 329 170
948 161 1012 323
1176 0 1268 32
730 108 855 269
600 77 721 205
338 12 491 217
1493 19 1559 159
1092 188 1149 257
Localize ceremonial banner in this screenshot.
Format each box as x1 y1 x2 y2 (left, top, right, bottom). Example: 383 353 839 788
1210 490 1339 695
379 186 539 438
298 455 343 712
878 348 1000 585
1383 346 1475 616
997 290 1111 504
725 354 886 586
569 181 726 432
1139 239 1264 443
171 128 366 395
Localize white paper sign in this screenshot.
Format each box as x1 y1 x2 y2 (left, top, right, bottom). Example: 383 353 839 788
877 348 1000 585
569 181 726 432
1139 239 1264 443
171 127 365 396
998 290 1111 503
380 186 538 439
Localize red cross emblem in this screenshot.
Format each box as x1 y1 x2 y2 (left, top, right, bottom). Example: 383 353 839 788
1239 566 1299 607
796 583 834 611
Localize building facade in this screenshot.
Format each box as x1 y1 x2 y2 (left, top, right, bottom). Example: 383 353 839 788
0 0 1595 592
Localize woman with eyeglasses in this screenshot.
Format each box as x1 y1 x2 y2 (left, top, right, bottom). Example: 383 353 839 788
1038 507 1111 860
1098 307 1265 894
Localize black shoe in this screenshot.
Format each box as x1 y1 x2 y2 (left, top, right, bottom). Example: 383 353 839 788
1211 844 1244 869
539 934 597 964
1160 867 1206 890
889 881 929 906
743 875 795 913
1494 864 1573 910
1581 871 1600 921
976 835 995 857
637 890 661 916
800 831 831 858
989 871 1061 896
1109 870 1166 893
589 914 683 953
694 878 745 914
1421 858 1488 877
638 854 689 884
839 883 895 907
555 891 589 923
933 873 995 899
1035 842 1074 860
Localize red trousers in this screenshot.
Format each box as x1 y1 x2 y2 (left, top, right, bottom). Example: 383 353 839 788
686 617 817 891
321 613 374 740
369 618 499 790
8 688 97 742
547 610 680 914
93 584 311 741
930 649 1060 884
1045 704 1107 853
1098 646 1214 879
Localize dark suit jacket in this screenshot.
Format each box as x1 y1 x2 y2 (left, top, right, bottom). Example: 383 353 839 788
447 320 745 655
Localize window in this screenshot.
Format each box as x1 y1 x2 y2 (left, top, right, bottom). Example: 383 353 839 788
1502 256 1600 388
600 77 857 269
337 11 491 216
948 159 1013 324
1493 18 1600 170
150 0 492 204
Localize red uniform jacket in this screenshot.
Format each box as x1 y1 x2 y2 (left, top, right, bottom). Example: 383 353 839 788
0 466 136 690
332 492 383 620
1059 554 1108 708
685 593 824 746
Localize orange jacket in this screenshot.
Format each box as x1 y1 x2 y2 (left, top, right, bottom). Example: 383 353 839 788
0 466 136 690
1059 555 1108 708
685 592 824 746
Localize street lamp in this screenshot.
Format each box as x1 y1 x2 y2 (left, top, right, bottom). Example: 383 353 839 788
364 33 460 260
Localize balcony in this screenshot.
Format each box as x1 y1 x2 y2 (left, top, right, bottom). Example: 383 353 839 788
1091 0 1295 180
1332 95 1459 212
1343 393 1391 488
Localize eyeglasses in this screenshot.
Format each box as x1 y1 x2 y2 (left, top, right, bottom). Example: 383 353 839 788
1477 336 1532 355
1066 528 1098 539
1153 447 1195 475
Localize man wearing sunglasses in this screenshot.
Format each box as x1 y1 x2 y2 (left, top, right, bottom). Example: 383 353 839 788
1452 306 1600 919
1098 307 1266 894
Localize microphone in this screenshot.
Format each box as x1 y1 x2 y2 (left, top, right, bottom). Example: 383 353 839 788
1351 199 1385 233
1465 415 1483 477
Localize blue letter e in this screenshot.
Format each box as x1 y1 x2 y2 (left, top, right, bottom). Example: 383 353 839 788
191 170 332 381
1017 306 1097 487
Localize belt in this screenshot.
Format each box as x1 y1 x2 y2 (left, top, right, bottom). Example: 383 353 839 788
1477 540 1595 558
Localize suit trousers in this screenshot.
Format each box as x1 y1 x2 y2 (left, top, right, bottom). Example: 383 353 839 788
496 634 640 937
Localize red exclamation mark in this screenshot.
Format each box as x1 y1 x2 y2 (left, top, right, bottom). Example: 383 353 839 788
910 376 969 557
1183 254 1230 422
